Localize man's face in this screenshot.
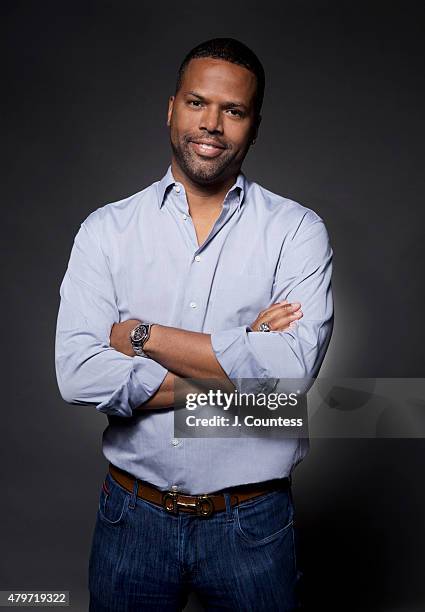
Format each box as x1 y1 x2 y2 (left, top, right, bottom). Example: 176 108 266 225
167 57 260 185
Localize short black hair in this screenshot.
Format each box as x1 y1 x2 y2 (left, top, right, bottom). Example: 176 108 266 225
175 38 265 120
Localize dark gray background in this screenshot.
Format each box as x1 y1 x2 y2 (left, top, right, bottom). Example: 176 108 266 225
3 1 425 610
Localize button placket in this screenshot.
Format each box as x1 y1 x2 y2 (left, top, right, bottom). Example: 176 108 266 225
178 195 241 332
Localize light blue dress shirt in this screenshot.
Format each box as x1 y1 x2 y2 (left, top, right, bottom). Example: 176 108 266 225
55 166 333 493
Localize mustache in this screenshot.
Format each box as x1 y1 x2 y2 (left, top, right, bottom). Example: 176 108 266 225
184 134 229 149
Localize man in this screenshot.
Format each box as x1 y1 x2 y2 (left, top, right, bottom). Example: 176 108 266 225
55 38 333 611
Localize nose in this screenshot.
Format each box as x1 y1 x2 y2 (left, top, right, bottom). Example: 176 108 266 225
199 105 223 134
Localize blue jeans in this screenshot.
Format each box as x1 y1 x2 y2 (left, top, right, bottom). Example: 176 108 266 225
88 472 299 611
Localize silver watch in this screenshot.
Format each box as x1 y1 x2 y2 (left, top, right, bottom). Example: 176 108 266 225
130 323 154 357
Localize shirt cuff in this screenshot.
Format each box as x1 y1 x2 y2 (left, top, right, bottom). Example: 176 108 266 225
211 325 273 394
96 357 168 417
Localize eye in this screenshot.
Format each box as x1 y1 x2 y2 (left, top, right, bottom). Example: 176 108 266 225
226 109 243 117
188 100 202 107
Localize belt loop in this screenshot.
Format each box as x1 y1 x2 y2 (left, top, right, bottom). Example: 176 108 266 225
129 477 138 510
224 493 232 521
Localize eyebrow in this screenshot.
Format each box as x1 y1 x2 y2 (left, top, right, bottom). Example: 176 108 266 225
186 90 248 111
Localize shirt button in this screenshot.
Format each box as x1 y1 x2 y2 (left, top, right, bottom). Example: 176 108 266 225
182 214 188 220
174 185 181 193
194 255 201 262
190 302 197 309
171 438 180 446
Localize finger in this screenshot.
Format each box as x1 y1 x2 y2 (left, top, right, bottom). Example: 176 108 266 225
260 301 300 317
273 301 301 313
251 302 302 331
266 309 303 330
273 312 303 330
259 304 301 325
253 308 299 331
257 301 288 318
276 309 303 324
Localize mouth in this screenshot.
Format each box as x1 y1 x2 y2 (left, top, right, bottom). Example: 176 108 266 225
189 140 227 159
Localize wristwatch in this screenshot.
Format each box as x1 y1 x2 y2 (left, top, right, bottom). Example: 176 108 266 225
130 323 154 357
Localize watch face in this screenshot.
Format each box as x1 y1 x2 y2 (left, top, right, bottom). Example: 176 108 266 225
131 324 148 344
132 326 144 342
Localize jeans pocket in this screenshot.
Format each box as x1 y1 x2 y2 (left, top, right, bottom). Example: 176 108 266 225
235 488 294 545
98 473 130 526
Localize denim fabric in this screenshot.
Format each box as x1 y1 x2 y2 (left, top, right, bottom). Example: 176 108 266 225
88 472 299 611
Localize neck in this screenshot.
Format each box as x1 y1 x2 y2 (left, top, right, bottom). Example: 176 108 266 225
171 158 239 214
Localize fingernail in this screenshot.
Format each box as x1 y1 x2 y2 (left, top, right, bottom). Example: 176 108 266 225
292 302 301 308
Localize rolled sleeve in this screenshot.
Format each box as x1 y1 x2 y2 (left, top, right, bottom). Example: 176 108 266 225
210 214 333 393
211 325 268 379
96 356 168 417
55 216 168 417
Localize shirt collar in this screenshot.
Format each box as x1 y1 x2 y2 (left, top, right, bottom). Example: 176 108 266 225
232 172 246 211
157 165 246 210
157 165 176 207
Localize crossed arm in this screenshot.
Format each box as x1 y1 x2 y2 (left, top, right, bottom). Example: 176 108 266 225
109 302 303 410
55 213 332 417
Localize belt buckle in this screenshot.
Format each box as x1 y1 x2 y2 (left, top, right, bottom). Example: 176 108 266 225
162 492 214 518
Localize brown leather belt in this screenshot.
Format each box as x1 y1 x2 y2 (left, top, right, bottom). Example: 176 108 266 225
109 463 290 518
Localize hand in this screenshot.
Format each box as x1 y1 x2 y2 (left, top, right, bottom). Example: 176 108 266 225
250 301 303 332
110 319 141 356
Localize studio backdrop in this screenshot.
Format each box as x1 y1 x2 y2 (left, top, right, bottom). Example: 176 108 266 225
3 1 425 610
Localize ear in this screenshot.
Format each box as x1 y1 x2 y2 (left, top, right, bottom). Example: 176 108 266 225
167 96 175 127
251 114 262 144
